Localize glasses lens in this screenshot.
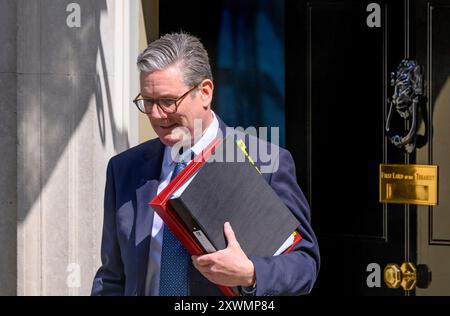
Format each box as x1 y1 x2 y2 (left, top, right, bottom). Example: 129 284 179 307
135 99 148 113
158 99 177 113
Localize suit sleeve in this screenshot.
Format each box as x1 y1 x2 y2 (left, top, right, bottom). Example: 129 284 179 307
91 159 125 295
247 149 320 296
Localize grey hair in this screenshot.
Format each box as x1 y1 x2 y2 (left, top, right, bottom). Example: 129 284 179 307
137 32 213 87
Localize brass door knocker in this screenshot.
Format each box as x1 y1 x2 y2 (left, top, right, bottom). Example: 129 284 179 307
385 59 428 153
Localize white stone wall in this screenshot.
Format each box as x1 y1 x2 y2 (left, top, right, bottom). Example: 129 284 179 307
0 0 140 295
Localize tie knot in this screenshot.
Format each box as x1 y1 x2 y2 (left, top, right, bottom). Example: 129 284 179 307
169 147 194 181
171 160 189 181
176 161 188 168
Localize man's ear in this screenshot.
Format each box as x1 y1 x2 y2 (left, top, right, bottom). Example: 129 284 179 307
199 79 214 109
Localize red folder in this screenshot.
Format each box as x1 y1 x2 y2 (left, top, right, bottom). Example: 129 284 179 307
149 137 302 296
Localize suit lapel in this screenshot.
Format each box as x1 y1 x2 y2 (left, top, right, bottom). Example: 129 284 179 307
135 140 164 295
217 115 228 139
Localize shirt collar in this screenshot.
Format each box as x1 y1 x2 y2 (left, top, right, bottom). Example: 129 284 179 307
162 111 219 167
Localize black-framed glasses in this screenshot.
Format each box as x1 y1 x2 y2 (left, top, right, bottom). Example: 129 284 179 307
133 85 199 114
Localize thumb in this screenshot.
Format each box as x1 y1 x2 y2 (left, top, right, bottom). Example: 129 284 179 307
224 222 239 248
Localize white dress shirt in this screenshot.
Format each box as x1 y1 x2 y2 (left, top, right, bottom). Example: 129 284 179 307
144 112 220 295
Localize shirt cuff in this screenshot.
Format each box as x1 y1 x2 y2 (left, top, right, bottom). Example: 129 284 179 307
239 281 257 296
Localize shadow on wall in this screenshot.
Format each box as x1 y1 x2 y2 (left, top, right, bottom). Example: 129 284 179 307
18 1 129 226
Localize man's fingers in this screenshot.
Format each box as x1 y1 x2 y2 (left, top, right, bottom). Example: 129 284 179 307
224 222 239 248
192 254 215 267
191 258 202 271
192 258 215 277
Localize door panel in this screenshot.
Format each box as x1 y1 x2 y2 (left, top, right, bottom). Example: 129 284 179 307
286 0 413 295
415 0 450 295
307 1 384 238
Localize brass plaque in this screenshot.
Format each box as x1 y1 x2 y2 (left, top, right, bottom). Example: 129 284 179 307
379 164 438 205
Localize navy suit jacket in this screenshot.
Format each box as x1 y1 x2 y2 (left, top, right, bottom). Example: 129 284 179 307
91 116 320 296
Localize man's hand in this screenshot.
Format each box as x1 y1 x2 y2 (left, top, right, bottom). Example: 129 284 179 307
191 222 256 287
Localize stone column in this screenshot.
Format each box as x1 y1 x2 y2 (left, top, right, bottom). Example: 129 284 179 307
0 0 140 295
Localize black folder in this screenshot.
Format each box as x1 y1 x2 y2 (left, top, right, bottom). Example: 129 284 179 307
168 138 301 257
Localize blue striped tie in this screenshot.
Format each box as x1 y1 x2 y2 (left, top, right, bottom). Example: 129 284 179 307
159 160 190 296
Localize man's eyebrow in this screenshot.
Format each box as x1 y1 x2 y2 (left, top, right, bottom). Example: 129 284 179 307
141 93 177 99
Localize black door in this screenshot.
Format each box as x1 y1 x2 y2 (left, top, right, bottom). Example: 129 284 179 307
287 0 450 295
286 0 409 295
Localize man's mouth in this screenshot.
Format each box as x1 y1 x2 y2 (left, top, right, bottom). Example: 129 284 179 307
160 123 178 130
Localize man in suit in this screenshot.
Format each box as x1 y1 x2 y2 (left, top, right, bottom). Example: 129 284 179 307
91 32 320 296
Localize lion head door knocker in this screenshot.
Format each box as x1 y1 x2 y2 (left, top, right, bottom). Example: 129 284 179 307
385 59 428 153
